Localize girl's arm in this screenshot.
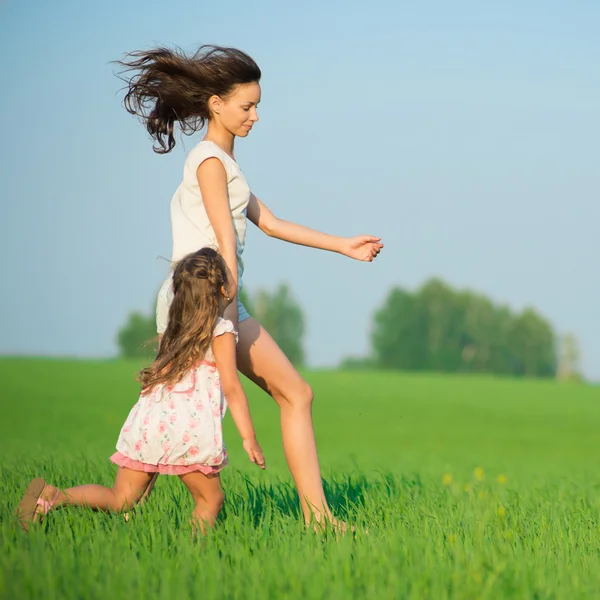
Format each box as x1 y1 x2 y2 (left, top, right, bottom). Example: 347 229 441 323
212 333 265 469
197 159 239 321
247 193 383 262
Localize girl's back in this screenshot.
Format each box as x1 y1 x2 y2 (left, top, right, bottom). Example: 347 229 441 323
113 317 237 473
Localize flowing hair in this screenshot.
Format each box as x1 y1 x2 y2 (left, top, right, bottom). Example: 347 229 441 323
114 44 261 153
138 248 229 392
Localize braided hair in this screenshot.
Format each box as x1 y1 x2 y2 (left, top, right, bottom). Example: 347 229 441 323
138 247 230 391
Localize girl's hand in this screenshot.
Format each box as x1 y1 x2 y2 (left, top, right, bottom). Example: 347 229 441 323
243 439 266 469
341 236 383 262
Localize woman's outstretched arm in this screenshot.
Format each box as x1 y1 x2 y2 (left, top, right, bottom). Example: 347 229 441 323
247 194 383 262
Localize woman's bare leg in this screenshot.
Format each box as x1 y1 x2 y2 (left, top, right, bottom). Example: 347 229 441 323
237 317 333 525
131 323 338 527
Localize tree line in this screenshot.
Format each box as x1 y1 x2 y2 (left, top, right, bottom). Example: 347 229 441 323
344 278 569 378
117 277 581 379
117 284 305 366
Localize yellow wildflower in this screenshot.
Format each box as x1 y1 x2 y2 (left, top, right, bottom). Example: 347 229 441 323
496 474 507 484
497 506 506 518
442 473 453 486
474 467 485 481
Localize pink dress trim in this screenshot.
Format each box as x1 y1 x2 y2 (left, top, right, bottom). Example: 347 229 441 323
110 452 226 476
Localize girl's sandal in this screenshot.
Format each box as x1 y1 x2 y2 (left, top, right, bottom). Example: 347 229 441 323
15 478 60 532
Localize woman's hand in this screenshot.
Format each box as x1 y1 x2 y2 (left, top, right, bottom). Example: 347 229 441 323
340 236 383 262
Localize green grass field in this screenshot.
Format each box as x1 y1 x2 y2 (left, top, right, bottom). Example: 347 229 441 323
1 358 599 599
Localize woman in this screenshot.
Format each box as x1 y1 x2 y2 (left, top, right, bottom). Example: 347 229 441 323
117 45 383 528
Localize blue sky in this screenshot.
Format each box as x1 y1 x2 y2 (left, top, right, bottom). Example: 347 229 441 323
1 0 599 378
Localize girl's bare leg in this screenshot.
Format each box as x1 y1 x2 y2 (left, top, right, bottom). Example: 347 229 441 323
134 473 158 506
179 471 224 533
237 317 334 526
36 468 154 513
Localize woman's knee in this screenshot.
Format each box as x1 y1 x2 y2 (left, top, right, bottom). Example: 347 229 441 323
273 379 314 410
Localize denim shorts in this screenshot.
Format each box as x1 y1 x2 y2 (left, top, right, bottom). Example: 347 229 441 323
156 274 250 335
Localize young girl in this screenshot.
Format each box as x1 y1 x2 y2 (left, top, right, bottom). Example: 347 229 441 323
16 248 265 533
117 45 383 529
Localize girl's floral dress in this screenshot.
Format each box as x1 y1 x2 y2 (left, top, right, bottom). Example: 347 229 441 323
110 318 237 475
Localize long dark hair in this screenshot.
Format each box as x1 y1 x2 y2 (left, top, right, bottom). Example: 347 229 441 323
138 247 229 391
115 45 261 153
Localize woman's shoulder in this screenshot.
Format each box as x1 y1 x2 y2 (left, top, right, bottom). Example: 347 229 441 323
185 140 236 178
189 140 235 162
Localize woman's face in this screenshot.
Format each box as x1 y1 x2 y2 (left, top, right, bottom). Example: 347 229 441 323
213 81 261 138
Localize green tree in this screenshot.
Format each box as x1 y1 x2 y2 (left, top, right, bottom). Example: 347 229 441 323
117 311 158 359
371 286 424 370
252 284 306 366
507 308 556 377
458 292 513 375
369 278 557 378
416 278 465 372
